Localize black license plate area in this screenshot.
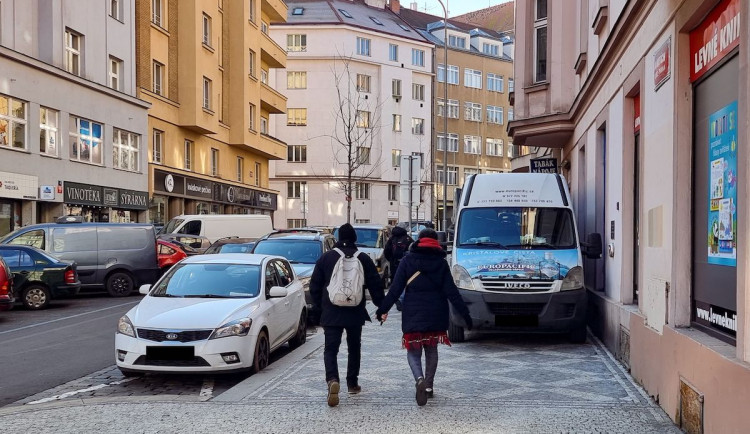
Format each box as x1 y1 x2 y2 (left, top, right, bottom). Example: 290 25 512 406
146 346 194 360
495 315 539 327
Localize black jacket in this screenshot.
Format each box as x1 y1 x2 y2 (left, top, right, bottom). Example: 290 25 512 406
310 241 384 327
383 227 414 276
377 241 470 333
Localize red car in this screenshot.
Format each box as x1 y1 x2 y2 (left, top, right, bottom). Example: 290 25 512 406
157 239 187 274
0 257 14 311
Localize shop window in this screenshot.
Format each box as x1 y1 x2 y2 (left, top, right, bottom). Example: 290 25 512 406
69 117 103 165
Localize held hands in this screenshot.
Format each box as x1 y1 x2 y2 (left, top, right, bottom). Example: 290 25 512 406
376 311 388 324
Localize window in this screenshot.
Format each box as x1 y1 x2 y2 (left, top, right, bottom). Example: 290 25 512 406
260 117 268 134
260 69 268 84
486 138 503 156
389 43 398 61
110 0 122 21
287 219 307 228
411 48 425 66
249 0 256 23
292 7 304 15
288 145 307 162
152 0 163 26
507 141 514 158
39 107 58 156
286 71 307 89
398 23 411 31
509 78 515 92
412 83 425 101
287 108 307 126
210 148 219 176
109 56 122 91
287 181 306 199
356 110 370 128
392 149 401 167
508 108 514 121
356 146 370 164
464 68 482 89
202 77 212 110
487 105 503 124
392 114 401 132
388 184 398 201
355 183 370 200
464 135 481 154
287 34 307 52
69 117 102 164
487 73 503 92
184 139 193 170
482 43 499 56
255 162 261 186
113 129 140 172
411 118 424 135
356 37 371 56
436 133 458 152
370 16 383 25
437 99 459 118
464 102 482 122
392 79 401 98
534 0 548 82
339 9 353 18
356 74 371 92
202 14 212 46
249 103 256 130
152 61 164 95
448 35 466 49
237 157 244 182
152 129 163 164
261 21 268 34
64 29 82 76
437 166 457 185
249 49 256 77
438 64 459 84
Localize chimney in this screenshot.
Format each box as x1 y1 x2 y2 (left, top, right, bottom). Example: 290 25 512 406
387 0 401 14
410 2 418 11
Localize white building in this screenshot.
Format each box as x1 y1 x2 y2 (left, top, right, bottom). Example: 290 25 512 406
270 0 433 227
0 0 149 235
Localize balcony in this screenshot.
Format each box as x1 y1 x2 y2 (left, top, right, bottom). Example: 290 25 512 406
260 82 286 114
262 0 287 23
257 132 287 160
261 32 285 69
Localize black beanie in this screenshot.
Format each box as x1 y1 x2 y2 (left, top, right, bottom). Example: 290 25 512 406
418 228 438 240
338 223 357 243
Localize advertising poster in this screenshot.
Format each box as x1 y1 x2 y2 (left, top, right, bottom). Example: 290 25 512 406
707 100 738 266
455 249 579 280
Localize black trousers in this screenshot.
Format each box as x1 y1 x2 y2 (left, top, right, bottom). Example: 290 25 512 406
323 325 362 386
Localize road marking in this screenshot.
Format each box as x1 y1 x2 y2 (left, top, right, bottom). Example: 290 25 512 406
27 377 136 405
200 378 215 400
0 301 140 335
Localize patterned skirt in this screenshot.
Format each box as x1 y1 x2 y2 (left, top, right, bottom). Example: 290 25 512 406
402 331 451 351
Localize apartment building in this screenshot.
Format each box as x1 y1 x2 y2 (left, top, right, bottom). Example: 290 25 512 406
0 0 150 235
509 0 750 431
269 0 433 228
399 5 515 229
136 0 287 225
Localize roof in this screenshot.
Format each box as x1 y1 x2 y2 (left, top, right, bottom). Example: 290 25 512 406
453 1 516 34
280 0 428 44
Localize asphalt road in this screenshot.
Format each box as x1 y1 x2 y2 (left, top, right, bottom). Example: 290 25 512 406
0 293 141 407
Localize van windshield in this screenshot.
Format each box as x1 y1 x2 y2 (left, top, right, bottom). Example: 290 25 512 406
161 218 184 235
457 207 577 249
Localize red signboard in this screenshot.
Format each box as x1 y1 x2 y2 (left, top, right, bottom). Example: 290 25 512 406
653 38 671 91
690 0 741 82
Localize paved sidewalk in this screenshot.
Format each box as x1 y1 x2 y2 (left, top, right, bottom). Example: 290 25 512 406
0 306 680 433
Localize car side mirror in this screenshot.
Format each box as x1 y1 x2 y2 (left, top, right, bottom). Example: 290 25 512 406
139 284 152 295
268 286 288 298
582 233 603 259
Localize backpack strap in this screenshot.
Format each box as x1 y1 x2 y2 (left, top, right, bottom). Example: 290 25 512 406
333 248 344 257
406 271 421 287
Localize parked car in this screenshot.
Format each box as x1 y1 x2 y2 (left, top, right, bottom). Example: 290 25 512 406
333 224 392 286
157 234 212 254
0 245 80 310
0 257 14 312
159 214 273 243
115 254 307 375
305 225 336 235
204 237 258 254
251 229 336 308
0 217 160 297
157 239 188 274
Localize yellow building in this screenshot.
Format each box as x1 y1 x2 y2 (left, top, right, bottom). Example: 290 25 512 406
135 0 287 224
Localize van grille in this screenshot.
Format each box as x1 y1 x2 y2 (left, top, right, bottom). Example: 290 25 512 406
487 303 546 316
137 329 213 342
479 279 554 292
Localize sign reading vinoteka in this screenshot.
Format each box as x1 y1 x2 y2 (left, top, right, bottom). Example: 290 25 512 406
690 0 740 82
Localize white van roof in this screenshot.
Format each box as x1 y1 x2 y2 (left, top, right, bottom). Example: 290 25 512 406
462 173 569 208
173 214 270 220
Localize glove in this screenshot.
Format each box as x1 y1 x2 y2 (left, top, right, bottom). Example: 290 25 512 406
463 314 473 331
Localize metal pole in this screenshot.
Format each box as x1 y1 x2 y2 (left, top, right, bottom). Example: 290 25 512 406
437 0 448 232
408 156 413 237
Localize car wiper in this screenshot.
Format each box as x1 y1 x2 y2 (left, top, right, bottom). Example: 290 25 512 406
151 293 179 297
183 294 231 298
459 241 507 248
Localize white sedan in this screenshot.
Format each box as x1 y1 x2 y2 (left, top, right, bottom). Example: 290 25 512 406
115 254 307 375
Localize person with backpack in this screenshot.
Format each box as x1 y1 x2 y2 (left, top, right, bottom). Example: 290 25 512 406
383 226 413 310
375 228 473 406
309 223 384 407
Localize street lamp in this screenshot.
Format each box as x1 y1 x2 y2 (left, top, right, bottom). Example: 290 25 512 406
436 0 448 232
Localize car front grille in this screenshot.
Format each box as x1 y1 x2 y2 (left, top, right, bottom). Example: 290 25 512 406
479 279 555 292
137 328 213 342
487 302 546 316
133 356 210 367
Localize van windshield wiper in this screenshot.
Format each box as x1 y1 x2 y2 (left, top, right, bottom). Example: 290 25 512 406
459 241 507 248
505 243 558 250
183 294 231 298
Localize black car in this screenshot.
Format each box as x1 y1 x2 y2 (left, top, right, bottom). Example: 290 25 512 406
204 237 257 254
0 245 81 310
0 257 14 312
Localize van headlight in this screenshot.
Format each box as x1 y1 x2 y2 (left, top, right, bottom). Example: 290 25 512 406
561 266 584 291
210 318 252 339
451 264 475 290
117 315 136 337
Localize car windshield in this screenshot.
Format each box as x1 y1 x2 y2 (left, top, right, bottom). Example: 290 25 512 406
333 228 381 248
457 207 577 249
252 240 322 264
220 243 255 253
151 263 261 298
160 218 184 235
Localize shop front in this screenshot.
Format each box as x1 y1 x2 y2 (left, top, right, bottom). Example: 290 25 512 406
0 171 38 237
63 181 149 223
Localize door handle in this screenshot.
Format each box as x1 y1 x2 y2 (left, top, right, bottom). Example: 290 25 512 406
19 270 30 275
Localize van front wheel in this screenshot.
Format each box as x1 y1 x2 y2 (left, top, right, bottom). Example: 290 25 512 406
448 320 465 342
107 272 134 297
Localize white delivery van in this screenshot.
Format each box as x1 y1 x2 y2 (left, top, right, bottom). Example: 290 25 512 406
159 214 273 242
449 173 602 343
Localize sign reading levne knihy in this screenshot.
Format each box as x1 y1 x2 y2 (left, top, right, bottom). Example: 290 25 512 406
689 0 740 82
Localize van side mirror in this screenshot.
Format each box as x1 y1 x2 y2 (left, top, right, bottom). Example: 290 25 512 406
582 233 603 259
139 284 152 295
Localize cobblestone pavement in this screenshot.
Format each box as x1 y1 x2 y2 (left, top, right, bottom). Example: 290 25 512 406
0 307 680 433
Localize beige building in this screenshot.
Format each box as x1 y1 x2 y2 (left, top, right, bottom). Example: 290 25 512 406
510 0 750 431
399 6 515 229
135 0 288 225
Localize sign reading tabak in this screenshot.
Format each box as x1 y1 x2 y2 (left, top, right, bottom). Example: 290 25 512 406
690 0 740 82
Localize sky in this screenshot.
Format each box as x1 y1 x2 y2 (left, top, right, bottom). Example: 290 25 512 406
402 0 513 18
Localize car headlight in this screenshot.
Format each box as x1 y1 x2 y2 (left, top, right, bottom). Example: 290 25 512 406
451 264 475 290
117 315 136 337
210 318 252 339
561 266 584 291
